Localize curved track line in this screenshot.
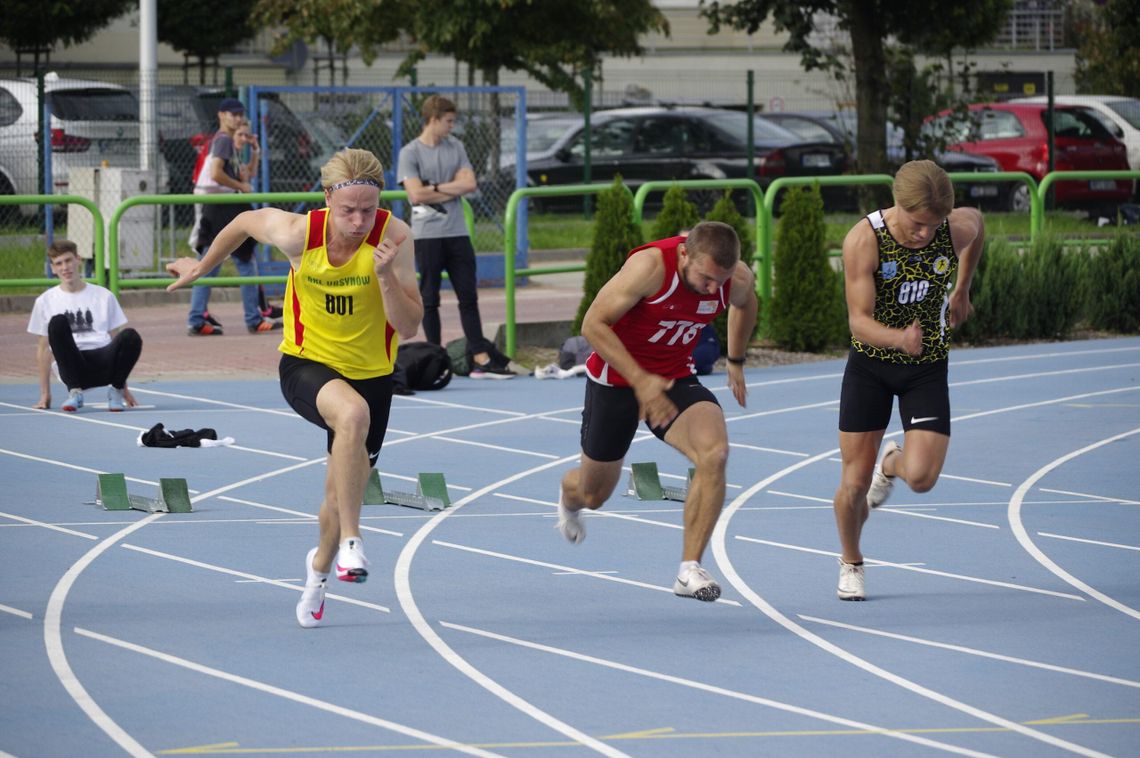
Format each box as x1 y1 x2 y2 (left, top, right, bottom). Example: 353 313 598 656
710 387 1140 758
1007 427 1140 621
394 454 631 758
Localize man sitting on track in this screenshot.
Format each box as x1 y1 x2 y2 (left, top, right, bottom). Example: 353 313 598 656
166 148 423 628
556 221 759 602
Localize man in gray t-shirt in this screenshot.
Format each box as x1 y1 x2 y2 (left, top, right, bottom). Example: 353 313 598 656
397 95 514 378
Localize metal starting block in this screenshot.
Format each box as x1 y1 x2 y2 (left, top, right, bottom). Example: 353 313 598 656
626 462 694 501
94 473 193 513
364 470 450 511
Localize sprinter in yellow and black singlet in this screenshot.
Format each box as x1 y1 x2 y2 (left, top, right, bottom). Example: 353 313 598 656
831 160 985 602
167 148 422 628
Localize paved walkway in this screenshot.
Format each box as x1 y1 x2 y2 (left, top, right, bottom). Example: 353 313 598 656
0 266 585 386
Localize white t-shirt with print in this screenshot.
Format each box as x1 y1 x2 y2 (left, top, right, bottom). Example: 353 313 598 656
27 283 127 351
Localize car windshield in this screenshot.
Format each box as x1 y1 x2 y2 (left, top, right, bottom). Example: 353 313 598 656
48 88 137 121
1106 99 1140 130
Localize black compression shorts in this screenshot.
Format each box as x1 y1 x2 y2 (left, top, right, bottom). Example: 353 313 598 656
580 376 719 462
838 347 950 436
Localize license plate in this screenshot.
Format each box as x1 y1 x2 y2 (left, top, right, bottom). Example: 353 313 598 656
97 139 138 155
802 153 831 168
969 185 998 197
1090 180 1117 191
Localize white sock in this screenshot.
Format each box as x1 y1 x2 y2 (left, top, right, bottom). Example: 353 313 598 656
678 560 699 577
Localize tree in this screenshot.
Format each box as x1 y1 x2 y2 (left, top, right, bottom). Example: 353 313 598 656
701 0 1010 174
252 0 406 87
1071 0 1140 97
398 0 668 108
157 0 257 85
0 0 133 75
573 176 642 335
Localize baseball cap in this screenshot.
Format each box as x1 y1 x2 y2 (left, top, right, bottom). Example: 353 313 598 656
217 98 245 114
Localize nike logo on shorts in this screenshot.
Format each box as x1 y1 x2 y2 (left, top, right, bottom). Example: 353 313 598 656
910 416 939 424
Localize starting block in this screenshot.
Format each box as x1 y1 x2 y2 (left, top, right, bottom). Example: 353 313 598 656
94 473 193 513
364 470 450 511
626 462 694 501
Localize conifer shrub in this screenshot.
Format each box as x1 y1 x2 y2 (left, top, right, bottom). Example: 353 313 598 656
650 183 700 240
1085 233 1140 333
573 175 643 334
703 190 757 350
769 184 846 351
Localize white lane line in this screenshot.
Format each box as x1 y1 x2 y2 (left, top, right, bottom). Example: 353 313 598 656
433 435 562 460
954 345 1140 366
1 603 33 620
394 454 636 758
126 387 298 417
73 627 502 757
45 514 162 757
733 536 1083 600
731 399 840 423
216 496 405 537
938 473 1012 487
386 393 528 416
1038 533 1140 552
951 362 1140 388
712 387 1140 758
433 539 740 607
0 511 98 540
120 544 390 614
1008 427 1140 622
798 615 1140 690
441 621 996 758
875 509 1000 529
1038 487 1140 505
729 442 811 457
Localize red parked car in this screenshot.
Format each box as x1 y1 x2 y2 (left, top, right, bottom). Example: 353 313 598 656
924 102 1131 212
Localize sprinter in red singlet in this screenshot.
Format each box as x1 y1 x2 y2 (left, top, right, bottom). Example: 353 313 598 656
557 221 758 602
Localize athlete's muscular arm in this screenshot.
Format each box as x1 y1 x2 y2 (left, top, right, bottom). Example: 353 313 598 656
165 208 307 291
726 261 758 407
842 220 923 356
947 206 984 329
373 217 423 339
581 248 678 429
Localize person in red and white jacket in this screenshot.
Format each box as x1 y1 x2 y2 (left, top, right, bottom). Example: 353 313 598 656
557 221 758 603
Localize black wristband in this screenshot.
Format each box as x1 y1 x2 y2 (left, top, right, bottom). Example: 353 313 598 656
726 355 746 365
432 182 439 192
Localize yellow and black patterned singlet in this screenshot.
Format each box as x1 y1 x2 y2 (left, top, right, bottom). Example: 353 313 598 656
851 209 957 365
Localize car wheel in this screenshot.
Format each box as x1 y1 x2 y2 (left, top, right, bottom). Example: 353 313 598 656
1008 184 1031 213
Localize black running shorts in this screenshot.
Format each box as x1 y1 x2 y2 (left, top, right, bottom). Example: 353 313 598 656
838 348 950 436
279 354 394 463
580 376 720 462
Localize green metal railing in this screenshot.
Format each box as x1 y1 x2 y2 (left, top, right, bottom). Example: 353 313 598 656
0 195 104 287
502 182 633 356
1033 170 1139 235
632 178 766 295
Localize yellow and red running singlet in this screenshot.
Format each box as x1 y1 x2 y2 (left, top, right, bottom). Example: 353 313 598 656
278 208 398 379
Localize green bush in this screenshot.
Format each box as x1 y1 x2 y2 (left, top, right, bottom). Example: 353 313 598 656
769 184 846 351
573 176 642 335
1085 233 1140 333
703 190 757 350
650 184 700 240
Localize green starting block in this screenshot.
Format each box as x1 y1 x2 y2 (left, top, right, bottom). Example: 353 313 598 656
364 470 450 511
94 473 193 513
626 462 694 501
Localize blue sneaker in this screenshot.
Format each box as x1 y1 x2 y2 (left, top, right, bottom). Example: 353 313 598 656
61 389 83 412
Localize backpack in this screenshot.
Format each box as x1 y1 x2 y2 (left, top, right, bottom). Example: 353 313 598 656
395 342 453 391
558 335 593 370
189 132 215 185
691 323 721 375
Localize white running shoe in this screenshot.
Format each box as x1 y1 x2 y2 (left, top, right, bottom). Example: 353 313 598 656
837 558 866 600
296 547 328 628
673 565 721 602
107 387 125 412
335 538 369 583
556 488 585 544
61 389 83 412
866 440 901 509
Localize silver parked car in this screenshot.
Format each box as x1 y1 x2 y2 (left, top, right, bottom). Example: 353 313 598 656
0 73 145 222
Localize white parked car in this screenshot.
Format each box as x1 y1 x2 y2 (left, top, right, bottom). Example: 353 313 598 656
0 73 146 221
1009 95 1140 174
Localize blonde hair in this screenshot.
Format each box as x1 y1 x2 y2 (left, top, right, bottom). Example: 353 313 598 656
320 148 385 192
893 160 954 217
684 221 740 270
48 239 79 259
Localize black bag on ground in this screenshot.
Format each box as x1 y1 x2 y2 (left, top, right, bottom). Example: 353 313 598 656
395 342 453 391
558 335 593 370
445 337 471 376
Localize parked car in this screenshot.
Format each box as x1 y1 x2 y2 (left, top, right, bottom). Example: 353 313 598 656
495 106 849 213
924 102 1132 212
0 73 143 222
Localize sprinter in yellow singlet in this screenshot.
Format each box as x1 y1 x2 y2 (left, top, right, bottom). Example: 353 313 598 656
833 160 985 601
167 148 422 627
